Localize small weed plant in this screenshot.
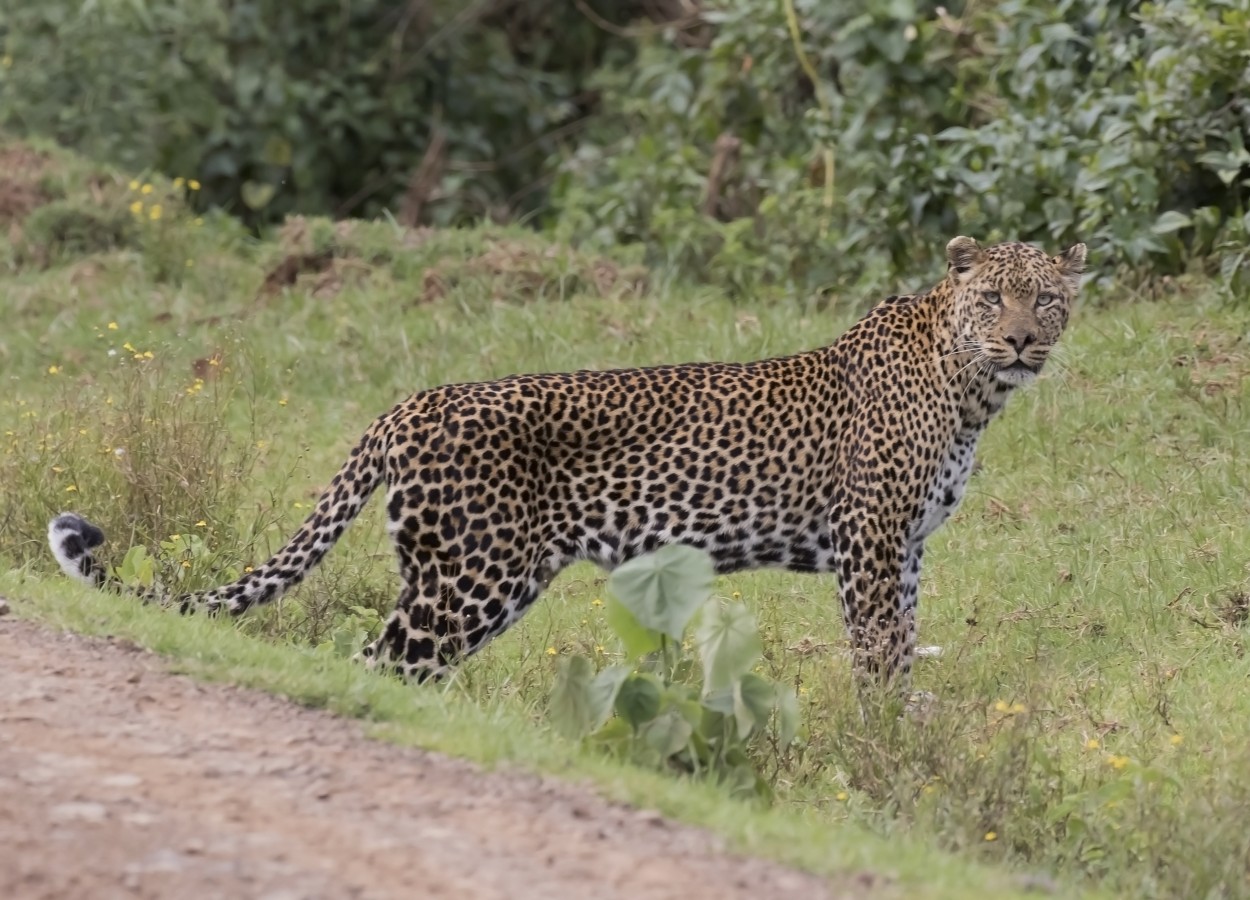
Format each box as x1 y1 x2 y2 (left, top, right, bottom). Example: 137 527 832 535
548 544 799 799
0 348 274 583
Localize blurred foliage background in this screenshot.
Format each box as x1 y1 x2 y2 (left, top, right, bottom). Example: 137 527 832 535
2 0 1249 296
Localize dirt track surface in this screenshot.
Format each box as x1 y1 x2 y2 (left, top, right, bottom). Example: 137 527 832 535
0 617 867 900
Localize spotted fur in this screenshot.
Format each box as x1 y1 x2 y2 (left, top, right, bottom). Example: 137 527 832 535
48 236 1086 686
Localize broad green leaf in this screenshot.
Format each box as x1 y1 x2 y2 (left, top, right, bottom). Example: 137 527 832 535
333 627 366 659
1152 211 1193 235
673 696 705 730
587 717 633 756
241 179 277 210
262 135 293 167
607 544 714 640
696 599 762 694
702 686 735 715
615 674 662 728
732 672 775 739
641 709 693 759
116 545 155 588
605 597 662 660
549 657 626 740
590 665 630 723
722 763 768 801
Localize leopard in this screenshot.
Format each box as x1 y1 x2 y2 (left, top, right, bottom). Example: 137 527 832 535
49 235 1086 689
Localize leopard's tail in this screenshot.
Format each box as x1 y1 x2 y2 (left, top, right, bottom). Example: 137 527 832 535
47 419 389 616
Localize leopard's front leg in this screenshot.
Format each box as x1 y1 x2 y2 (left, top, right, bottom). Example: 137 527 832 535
831 505 916 690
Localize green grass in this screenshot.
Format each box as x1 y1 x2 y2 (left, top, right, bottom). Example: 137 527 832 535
4 136 1250 898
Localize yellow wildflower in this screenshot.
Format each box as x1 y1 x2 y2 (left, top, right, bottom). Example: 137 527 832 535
194 520 207 527
244 565 254 573
47 365 60 375
123 342 136 352
185 259 194 268
173 177 185 189
994 700 1010 713
1106 755 1130 770
51 465 64 473
1170 734 1183 746
194 217 204 227
590 597 603 607
594 645 605 654
835 791 848 802
984 831 997 842
129 200 143 215
278 397 288 407
65 484 77 493
188 179 201 191
732 591 741 599
128 179 139 191
1 56 12 69
107 321 118 330
1085 738 1100 750
181 560 191 569
148 204 162 221
546 646 557 656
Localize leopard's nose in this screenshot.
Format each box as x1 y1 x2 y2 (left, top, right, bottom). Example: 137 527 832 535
1003 327 1037 355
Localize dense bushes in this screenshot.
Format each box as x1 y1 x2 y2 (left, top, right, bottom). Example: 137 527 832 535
2 0 1249 293
0 0 631 225
556 0 1250 293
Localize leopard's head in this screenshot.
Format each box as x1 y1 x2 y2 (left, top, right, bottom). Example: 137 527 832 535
945 236 1087 386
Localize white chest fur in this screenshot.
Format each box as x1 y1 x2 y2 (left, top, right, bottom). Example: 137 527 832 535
912 429 981 544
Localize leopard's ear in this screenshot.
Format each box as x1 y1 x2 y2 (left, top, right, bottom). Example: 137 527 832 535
1054 242 1087 293
945 236 984 281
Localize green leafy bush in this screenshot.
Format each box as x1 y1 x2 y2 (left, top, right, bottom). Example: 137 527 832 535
3 0 1248 294
22 199 134 261
554 0 1250 295
549 544 800 799
0 0 629 225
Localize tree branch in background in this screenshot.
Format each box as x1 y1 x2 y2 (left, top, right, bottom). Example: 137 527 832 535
781 0 835 238
574 0 709 47
398 129 448 228
702 132 741 220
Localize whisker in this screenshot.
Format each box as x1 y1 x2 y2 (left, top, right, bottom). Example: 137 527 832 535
956 360 993 410
943 353 987 393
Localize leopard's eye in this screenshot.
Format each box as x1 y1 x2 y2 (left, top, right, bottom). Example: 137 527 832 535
1036 293 1058 308
980 290 1002 305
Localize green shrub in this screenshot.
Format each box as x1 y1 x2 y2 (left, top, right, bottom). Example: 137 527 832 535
22 198 133 260
5 1 1248 294
0 0 631 225
549 544 800 799
553 0 1250 295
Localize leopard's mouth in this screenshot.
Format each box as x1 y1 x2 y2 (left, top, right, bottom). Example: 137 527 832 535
993 360 1041 385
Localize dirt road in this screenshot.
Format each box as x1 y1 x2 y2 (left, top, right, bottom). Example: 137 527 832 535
0 617 867 900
